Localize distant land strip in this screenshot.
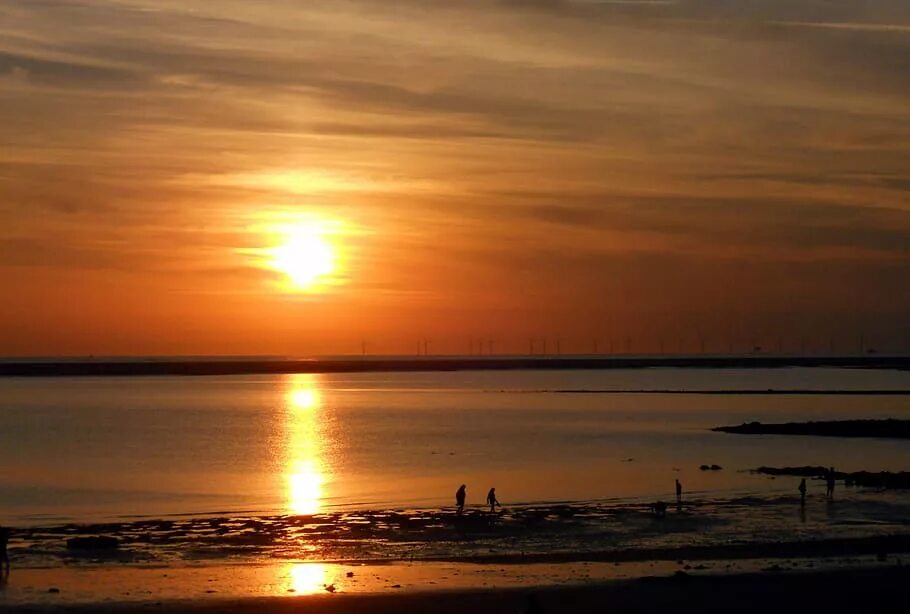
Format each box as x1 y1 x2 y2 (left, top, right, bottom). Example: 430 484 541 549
1 355 909 377
751 466 910 489
714 419 910 439
549 389 910 395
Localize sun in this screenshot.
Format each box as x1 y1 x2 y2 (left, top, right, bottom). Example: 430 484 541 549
270 226 336 290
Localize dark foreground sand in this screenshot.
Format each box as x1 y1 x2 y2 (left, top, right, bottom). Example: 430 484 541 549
8 566 909 614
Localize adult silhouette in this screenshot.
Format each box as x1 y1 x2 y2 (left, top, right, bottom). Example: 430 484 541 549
455 484 466 513
675 479 682 505
0 526 10 578
826 468 836 500
799 478 807 506
486 487 500 513
650 501 667 518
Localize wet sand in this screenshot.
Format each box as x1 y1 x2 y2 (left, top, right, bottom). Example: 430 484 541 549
12 497 910 569
5 565 909 613
3 530 910 611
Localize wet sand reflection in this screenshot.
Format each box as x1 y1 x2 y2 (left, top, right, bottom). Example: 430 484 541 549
285 562 331 595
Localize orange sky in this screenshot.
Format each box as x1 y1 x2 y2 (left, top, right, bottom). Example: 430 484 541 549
1 1 909 356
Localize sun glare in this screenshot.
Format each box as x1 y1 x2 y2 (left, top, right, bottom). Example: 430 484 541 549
270 225 336 291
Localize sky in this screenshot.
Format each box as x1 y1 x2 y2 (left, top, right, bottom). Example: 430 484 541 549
1 0 909 356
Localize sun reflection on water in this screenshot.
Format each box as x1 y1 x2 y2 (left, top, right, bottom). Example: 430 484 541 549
285 562 330 595
284 374 327 516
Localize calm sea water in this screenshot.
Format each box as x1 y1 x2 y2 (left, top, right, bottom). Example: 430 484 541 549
1 368 908 525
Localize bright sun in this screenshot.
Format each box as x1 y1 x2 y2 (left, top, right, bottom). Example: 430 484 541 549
270 226 336 290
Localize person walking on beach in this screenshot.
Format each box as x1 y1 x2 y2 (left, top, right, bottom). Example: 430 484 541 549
0 526 10 578
455 484 466 513
826 467 836 500
486 487 501 513
799 478 807 506
675 479 682 506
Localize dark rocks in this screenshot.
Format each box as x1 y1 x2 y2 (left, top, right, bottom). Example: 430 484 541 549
699 464 723 471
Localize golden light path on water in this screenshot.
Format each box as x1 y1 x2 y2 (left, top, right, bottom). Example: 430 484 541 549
284 562 331 595
284 374 327 516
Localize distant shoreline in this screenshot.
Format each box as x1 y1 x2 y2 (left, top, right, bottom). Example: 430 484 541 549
1 355 908 377
714 419 910 439
549 389 910 395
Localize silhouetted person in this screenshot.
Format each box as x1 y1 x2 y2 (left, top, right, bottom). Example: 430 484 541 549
486 487 500 513
455 484 466 513
0 526 10 578
675 479 682 506
650 501 667 518
826 467 836 500
799 478 807 506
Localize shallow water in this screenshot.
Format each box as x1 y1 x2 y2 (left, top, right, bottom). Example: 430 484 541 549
1 368 908 525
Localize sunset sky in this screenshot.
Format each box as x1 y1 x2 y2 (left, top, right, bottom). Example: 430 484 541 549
2 0 908 356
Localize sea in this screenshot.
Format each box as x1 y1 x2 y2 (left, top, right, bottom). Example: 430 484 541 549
1 366 909 569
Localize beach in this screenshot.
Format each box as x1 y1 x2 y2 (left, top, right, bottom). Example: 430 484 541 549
2 366 908 611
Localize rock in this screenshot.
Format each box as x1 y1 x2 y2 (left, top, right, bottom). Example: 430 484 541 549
391 584 402 588
48 587 60 593
66 536 119 550
325 584 336 593
346 571 355 577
